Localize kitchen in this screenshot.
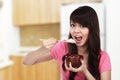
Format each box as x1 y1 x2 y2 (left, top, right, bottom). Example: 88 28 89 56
0 0 120 80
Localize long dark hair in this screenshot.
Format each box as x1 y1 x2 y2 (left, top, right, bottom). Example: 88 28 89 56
62 6 101 80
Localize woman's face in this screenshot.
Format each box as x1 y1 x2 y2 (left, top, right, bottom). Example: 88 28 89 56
69 21 89 47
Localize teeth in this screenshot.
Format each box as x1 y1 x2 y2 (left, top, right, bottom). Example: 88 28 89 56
76 36 80 37
75 36 81 38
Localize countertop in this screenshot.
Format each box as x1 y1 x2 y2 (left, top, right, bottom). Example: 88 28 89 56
0 59 13 69
11 46 40 56
0 47 40 69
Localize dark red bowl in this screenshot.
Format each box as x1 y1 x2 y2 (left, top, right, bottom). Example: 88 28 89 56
65 54 83 68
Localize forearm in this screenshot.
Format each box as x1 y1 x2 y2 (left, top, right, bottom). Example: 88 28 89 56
83 69 96 80
23 46 52 65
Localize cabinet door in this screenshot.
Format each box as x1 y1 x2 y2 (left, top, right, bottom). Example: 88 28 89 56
36 60 60 80
10 56 37 80
0 67 12 80
21 63 37 80
13 0 40 25
10 56 22 80
0 69 4 80
36 0 68 24
13 0 60 26
10 56 60 80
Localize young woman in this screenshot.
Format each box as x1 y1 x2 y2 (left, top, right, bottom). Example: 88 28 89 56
23 6 111 80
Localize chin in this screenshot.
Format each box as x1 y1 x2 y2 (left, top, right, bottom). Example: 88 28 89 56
76 43 85 47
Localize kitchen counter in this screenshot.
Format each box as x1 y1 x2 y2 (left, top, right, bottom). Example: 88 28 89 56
0 47 39 69
0 60 13 69
11 46 39 56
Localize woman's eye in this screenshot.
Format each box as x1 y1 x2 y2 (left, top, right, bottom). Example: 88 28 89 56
70 24 75 27
80 24 84 28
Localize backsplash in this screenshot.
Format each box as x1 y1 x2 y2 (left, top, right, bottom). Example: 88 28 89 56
20 23 60 46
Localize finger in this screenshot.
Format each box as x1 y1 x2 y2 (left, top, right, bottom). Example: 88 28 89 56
69 62 73 69
39 39 46 42
80 58 84 64
72 68 80 72
65 60 70 70
45 44 55 49
39 39 47 45
68 63 78 72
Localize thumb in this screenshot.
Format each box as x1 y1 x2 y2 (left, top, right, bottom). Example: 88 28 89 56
80 57 84 64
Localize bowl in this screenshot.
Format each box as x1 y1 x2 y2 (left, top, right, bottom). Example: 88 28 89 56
65 54 83 68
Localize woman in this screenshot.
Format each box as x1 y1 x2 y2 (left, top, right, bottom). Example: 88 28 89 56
23 6 111 80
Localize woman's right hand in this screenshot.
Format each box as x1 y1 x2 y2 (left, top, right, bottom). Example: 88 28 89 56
23 37 58 65
40 37 58 50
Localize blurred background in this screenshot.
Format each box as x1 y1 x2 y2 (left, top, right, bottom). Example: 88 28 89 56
0 0 120 80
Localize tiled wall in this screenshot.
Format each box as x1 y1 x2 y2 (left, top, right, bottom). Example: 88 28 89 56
20 23 60 46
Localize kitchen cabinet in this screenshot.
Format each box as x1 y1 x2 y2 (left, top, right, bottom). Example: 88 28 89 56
36 61 60 80
0 67 12 80
60 0 101 4
13 0 40 25
13 0 60 26
10 55 60 80
13 0 97 26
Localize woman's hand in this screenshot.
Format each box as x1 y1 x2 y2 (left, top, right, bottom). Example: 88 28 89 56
64 57 87 73
40 37 58 50
23 37 58 65
64 57 96 80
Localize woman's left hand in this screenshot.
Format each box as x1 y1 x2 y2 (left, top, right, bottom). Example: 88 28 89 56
64 56 96 80
64 58 88 73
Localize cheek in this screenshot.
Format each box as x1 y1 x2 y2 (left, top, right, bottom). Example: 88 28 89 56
83 29 89 34
86 31 89 36
69 29 73 34
83 30 89 38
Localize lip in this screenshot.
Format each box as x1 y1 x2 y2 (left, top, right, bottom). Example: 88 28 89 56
76 40 81 44
74 36 82 43
72 38 80 44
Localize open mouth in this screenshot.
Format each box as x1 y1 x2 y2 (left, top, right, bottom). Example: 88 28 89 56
74 36 82 42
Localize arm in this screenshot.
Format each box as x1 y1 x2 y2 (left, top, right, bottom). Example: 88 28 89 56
84 70 111 80
100 70 111 80
23 38 58 65
99 51 111 80
23 46 53 65
83 69 96 80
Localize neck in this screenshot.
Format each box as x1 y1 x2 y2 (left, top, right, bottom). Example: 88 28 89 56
77 46 88 55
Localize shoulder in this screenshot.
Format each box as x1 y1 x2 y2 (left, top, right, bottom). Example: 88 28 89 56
99 50 111 63
52 41 68 49
50 41 68 60
100 50 110 59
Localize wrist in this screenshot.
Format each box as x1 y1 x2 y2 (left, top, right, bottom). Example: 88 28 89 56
82 68 96 80
82 67 89 74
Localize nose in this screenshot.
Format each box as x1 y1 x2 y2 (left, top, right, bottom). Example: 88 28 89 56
74 26 81 33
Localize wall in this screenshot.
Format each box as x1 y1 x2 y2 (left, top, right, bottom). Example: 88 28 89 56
103 0 120 80
0 0 20 59
20 24 60 46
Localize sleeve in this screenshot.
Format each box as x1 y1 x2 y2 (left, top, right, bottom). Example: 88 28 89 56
99 51 111 73
50 41 67 61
